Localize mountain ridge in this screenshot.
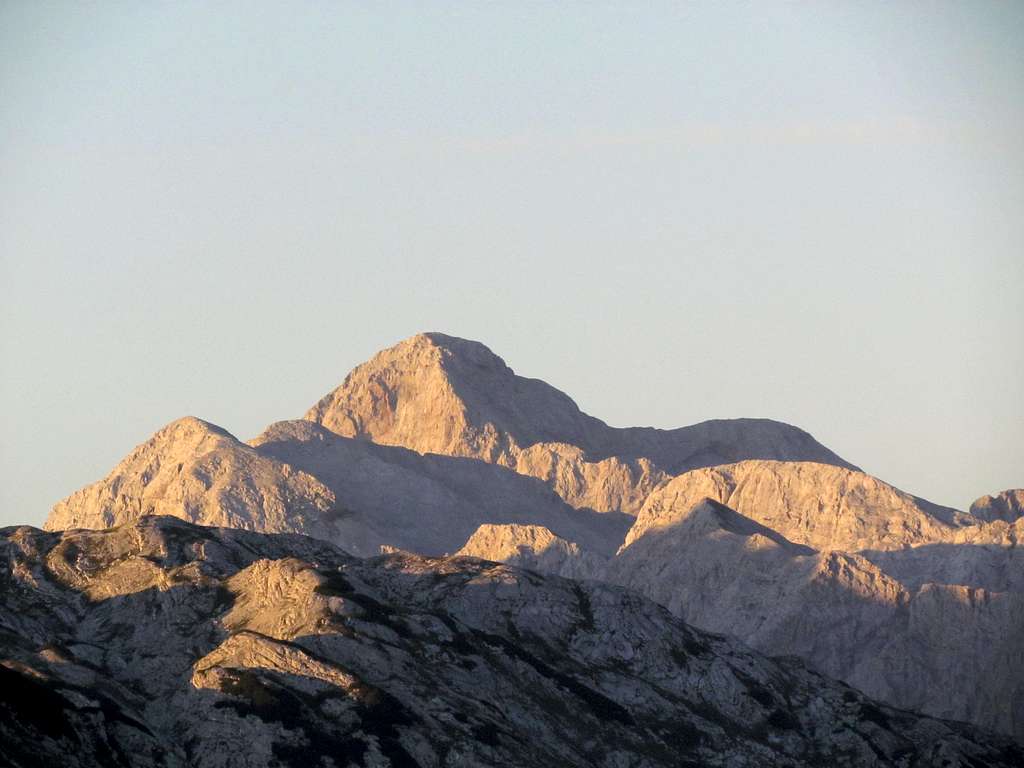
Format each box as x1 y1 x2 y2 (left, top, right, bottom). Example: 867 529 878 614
305 332 857 515
4 515 1022 767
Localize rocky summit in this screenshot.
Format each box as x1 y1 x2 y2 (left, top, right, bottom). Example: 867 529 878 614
34 332 1024 759
2 517 1022 768
304 333 856 515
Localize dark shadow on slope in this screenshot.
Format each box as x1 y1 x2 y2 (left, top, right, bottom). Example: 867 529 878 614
253 421 632 557
4 515 1023 764
608 503 1024 742
859 543 1024 593
698 498 816 555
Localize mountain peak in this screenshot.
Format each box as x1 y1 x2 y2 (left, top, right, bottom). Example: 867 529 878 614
304 333 855 515
304 332 597 461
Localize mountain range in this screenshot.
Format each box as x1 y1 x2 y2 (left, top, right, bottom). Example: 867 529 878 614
23 331 1024 761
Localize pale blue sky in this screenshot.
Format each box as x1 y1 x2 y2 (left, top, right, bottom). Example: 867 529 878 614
2 2 1022 527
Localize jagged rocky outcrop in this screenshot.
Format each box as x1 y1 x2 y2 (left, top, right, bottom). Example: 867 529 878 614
3 516 1021 768
970 489 1024 523
305 333 855 514
605 498 1024 739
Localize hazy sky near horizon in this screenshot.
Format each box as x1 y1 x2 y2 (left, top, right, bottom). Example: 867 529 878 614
2 2 1022 527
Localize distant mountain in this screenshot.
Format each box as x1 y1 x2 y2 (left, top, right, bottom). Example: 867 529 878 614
621 459 972 553
607 497 1024 739
48 417 336 533
306 333 856 514
4 516 1021 768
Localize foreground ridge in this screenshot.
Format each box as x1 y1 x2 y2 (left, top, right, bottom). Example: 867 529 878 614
2 516 1021 767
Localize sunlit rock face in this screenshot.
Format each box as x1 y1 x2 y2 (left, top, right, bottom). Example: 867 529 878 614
46 416 337 534
621 459 972 553
305 332 856 514
46 417 630 559
3 517 1021 768
456 523 608 581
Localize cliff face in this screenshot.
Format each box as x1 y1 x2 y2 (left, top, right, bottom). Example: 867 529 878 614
3 516 1021 768
604 498 1024 739
463 491 1024 741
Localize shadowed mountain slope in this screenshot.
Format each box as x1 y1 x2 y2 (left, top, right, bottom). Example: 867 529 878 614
467 488 1024 740
622 459 972 553
46 417 628 558
3 516 1021 768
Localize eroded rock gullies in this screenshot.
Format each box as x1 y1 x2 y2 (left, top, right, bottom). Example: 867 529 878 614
3 516 1021 768
608 497 1024 740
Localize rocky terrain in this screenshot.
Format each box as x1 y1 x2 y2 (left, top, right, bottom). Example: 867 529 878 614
3 516 1022 767
49 416 629 558
41 332 1024 745
454 492 1024 739
304 333 856 515
971 489 1024 524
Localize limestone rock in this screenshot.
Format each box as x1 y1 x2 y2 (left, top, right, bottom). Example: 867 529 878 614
2 516 1019 768
622 460 971 553
455 524 607 581
47 417 629 558
602 497 1024 739
38 332 1024 746
305 333 855 514
46 417 336 534
970 489 1024 523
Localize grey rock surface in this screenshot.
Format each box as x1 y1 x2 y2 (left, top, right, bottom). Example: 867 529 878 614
622 460 972 553
604 498 1024 740
3 517 1021 768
